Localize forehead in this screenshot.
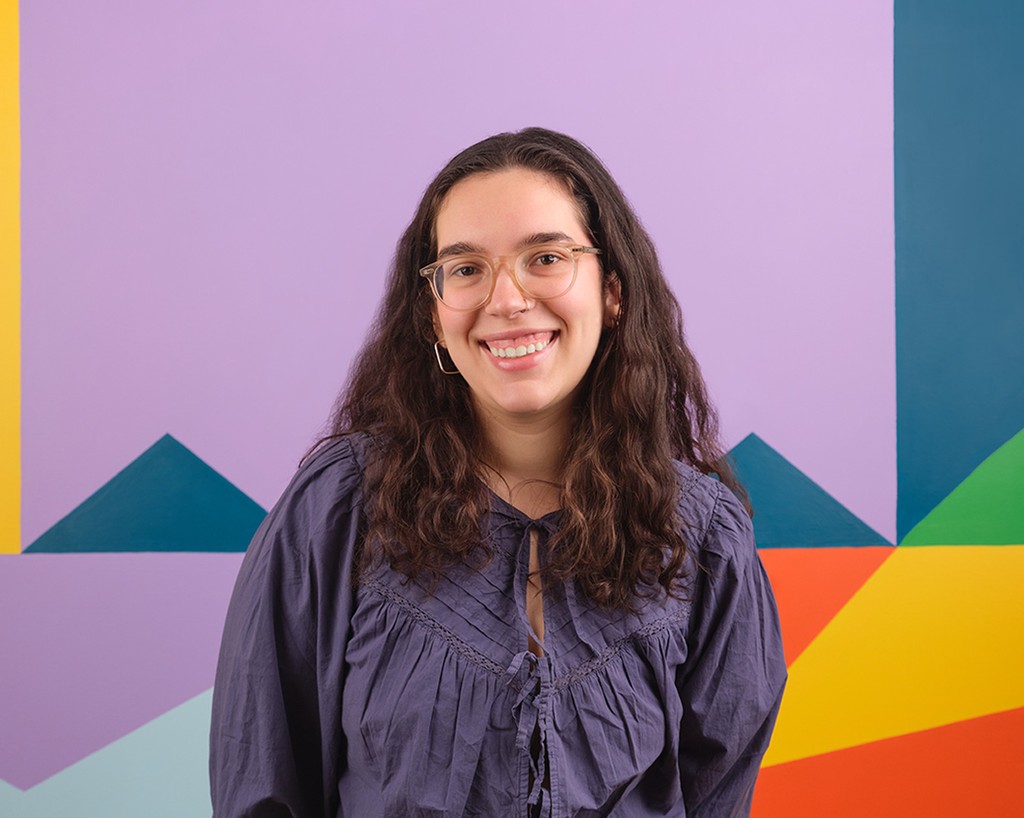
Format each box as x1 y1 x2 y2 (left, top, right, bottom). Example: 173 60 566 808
434 168 587 249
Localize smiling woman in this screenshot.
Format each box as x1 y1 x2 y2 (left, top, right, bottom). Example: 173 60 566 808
210 128 787 818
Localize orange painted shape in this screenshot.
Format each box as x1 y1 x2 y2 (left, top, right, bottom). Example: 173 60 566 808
758 546 894 664
752 707 1024 818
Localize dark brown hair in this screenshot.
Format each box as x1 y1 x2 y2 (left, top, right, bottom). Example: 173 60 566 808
330 127 743 609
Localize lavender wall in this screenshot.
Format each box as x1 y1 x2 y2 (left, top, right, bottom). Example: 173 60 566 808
21 0 895 547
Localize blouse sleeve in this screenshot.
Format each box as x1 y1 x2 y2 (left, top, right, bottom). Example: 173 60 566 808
209 437 364 818
676 480 787 817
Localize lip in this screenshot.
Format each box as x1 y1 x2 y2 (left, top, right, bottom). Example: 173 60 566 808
478 328 557 344
480 331 558 371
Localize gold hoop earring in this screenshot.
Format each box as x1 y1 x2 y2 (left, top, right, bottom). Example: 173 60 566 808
434 342 459 375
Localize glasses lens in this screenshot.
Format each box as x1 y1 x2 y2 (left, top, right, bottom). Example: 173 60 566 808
434 256 490 309
517 245 576 299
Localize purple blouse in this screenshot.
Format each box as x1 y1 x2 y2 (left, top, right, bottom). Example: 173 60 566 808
210 435 786 817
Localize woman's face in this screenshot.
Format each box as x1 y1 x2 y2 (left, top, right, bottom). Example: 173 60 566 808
432 168 619 426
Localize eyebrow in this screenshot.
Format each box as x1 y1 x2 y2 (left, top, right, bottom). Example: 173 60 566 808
436 231 577 260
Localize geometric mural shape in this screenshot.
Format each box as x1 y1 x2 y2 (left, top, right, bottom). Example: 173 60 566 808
0 689 213 817
0 553 243 789
729 433 890 548
25 434 265 552
763 545 1024 766
758 546 894 665
902 426 1024 545
895 0 1024 540
1 0 19 555
753 707 1024 817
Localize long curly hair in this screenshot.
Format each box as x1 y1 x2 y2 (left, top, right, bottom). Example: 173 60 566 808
330 127 744 609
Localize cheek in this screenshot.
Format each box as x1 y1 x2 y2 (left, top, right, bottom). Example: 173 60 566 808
435 311 474 348
569 289 611 337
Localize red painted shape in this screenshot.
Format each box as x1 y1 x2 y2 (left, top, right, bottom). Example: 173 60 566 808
752 707 1024 817
758 546 894 665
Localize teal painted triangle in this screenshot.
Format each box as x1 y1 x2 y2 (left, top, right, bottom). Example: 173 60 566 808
728 433 890 548
0 690 212 816
25 435 266 552
902 426 1024 545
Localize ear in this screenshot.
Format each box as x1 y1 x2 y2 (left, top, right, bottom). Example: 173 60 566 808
603 274 622 328
431 307 447 347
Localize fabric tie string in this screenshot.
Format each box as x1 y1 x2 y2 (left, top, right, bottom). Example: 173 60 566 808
507 520 555 815
506 649 551 814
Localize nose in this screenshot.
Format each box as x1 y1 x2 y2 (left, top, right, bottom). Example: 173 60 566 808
484 259 532 315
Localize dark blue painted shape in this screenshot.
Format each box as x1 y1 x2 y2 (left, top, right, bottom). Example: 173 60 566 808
896 0 1024 539
25 434 266 552
728 433 890 548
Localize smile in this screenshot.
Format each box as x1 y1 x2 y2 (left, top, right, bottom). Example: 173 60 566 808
483 332 556 359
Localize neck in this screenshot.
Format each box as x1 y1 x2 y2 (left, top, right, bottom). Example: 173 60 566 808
476 406 571 517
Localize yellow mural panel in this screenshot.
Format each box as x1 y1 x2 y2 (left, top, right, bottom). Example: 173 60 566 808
764 545 1024 766
0 1 19 553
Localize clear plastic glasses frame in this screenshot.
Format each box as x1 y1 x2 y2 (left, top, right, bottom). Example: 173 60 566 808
419 244 602 311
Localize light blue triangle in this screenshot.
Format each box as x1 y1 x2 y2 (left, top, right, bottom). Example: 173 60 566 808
0 690 213 817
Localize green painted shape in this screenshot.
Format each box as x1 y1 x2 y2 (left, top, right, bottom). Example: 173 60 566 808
25 435 265 552
0 690 212 816
728 433 890 549
902 427 1024 545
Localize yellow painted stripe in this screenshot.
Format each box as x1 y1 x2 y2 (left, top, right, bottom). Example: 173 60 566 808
0 1 20 552
764 545 1024 766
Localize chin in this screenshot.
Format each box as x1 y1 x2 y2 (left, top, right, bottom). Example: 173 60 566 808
480 387 564 419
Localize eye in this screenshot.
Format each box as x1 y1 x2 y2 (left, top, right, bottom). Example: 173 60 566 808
526 246 571 273
443 258 485 280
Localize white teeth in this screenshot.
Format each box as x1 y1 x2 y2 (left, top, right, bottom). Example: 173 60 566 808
487 338 549 359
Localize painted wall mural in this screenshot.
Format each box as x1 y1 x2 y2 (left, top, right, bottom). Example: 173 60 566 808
2 1 1021 815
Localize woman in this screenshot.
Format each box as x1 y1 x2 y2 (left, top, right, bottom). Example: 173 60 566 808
210 128 786 817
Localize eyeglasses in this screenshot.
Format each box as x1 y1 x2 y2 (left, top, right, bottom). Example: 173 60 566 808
419 243 602 311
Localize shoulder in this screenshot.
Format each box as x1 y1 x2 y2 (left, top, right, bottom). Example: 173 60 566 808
289 432 371 506
673 461 756 566
244 432 371 566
